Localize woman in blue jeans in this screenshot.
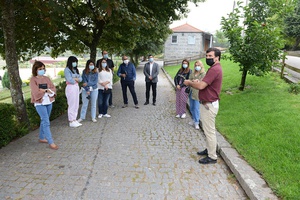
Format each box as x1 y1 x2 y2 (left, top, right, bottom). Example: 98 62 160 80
97 59 113 118
188 60 206 130
29 61 58 150
78 60 99 123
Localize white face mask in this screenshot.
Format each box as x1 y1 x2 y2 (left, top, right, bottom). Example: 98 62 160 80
123 60 129 64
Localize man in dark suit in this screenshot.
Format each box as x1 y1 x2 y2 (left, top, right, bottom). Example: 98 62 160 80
143 55 159 106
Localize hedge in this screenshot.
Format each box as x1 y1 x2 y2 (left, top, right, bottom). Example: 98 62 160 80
0 81 67 148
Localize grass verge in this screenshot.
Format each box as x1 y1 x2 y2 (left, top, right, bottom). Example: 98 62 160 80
164 59 300 200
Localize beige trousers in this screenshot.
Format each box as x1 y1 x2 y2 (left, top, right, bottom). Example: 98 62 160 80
200 101 219 160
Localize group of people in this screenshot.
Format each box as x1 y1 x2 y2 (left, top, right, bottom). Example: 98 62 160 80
29 52 160 150
29 47 223 166
64 52 114 128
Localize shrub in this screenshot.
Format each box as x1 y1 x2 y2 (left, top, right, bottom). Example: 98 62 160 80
23 80 30 86
0 103 17 148
288 83 300 95
2 71 10 89
58 70 65 78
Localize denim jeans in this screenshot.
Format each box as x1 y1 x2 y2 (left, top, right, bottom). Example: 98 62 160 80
35 104 54 144
189 93 200 124
98 89 110 115
80 89 98 120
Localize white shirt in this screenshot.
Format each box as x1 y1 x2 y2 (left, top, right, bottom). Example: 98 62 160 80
98 69 113 90
149 63 153 76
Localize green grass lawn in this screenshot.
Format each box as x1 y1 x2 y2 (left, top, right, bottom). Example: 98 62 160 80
164 59 300 200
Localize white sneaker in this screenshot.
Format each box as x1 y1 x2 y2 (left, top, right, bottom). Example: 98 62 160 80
175 114 180 118
195 124 200 130
103 114 111 118
92 118 97 123
69 121 80 128
188 121 194 126
109 105 115 108
181 113 186 119
75 120 82 126
98 114 103 118
77 118 83 123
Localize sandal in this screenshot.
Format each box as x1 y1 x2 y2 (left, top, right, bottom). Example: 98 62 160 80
49 144 58 150
39 139 48 143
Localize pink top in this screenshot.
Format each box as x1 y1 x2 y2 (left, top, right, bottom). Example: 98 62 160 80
30 76 56 104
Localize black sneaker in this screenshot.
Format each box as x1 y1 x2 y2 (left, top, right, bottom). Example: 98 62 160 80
199 156 217 164
144 102 149 105
197 149 208 156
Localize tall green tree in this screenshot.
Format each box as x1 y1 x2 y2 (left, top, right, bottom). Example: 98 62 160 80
221 0 285 91
0 0 29 129
284 0 300 50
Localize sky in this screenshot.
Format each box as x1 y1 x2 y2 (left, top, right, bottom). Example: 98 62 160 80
170 0 237 34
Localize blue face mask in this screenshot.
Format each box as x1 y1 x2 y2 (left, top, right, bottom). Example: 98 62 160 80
102 63 107 68
37 69 45 76
103 54 108 59
195 66 201 71
149 58 154 62
89 65 95 70
72 62 77 68
182 64 188 69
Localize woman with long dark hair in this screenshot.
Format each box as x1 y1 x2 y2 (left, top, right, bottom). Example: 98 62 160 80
64 56 82 128
174 59 191 119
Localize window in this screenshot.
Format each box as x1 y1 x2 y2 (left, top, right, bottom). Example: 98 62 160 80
171 35 177 44
188 36 195 44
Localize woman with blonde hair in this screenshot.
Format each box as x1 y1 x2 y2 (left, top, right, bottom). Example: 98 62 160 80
188 60 206 129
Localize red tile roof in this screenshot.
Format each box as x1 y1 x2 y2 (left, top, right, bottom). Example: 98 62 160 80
171 23 203 33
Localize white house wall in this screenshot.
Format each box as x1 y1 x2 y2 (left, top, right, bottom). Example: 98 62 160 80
164 32 204 61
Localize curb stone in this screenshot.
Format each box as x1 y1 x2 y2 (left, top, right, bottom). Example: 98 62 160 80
161 65 278 200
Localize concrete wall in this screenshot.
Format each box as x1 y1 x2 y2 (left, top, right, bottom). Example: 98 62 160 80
164 32 204 61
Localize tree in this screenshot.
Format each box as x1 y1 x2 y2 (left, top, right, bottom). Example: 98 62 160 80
214 30 229 48
284 0 300 50
0 0 29 129
48 0 206 62
221 0 285 91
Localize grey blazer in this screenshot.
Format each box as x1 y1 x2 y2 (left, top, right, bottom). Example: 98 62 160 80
143 62 159 83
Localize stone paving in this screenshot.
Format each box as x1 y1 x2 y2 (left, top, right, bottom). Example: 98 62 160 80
0 62 247 200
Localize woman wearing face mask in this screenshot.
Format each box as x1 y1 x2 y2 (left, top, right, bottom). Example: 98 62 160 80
97 59 113 118
77 60 99 123
188 60 206 129
30 61 58 150
64 56 82 128
174 59 191 119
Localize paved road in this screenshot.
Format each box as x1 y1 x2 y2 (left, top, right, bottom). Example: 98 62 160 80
284 56 300 81
0 62 247 199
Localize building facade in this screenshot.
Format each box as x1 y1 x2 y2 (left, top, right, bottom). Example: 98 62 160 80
164 23 212 61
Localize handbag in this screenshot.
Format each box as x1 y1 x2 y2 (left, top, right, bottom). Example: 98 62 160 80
103 88 112 94
185 87 190 93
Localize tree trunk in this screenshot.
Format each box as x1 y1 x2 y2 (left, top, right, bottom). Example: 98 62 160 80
89 44 97 63
1 0 30 129
239 68 248 91
292 37 300 51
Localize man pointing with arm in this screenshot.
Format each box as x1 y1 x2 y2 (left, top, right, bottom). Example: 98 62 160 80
184 47 223 164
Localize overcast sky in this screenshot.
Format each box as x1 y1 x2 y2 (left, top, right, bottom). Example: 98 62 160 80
170 0 238 34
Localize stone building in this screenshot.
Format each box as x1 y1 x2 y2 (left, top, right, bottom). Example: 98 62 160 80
164 23 213 61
